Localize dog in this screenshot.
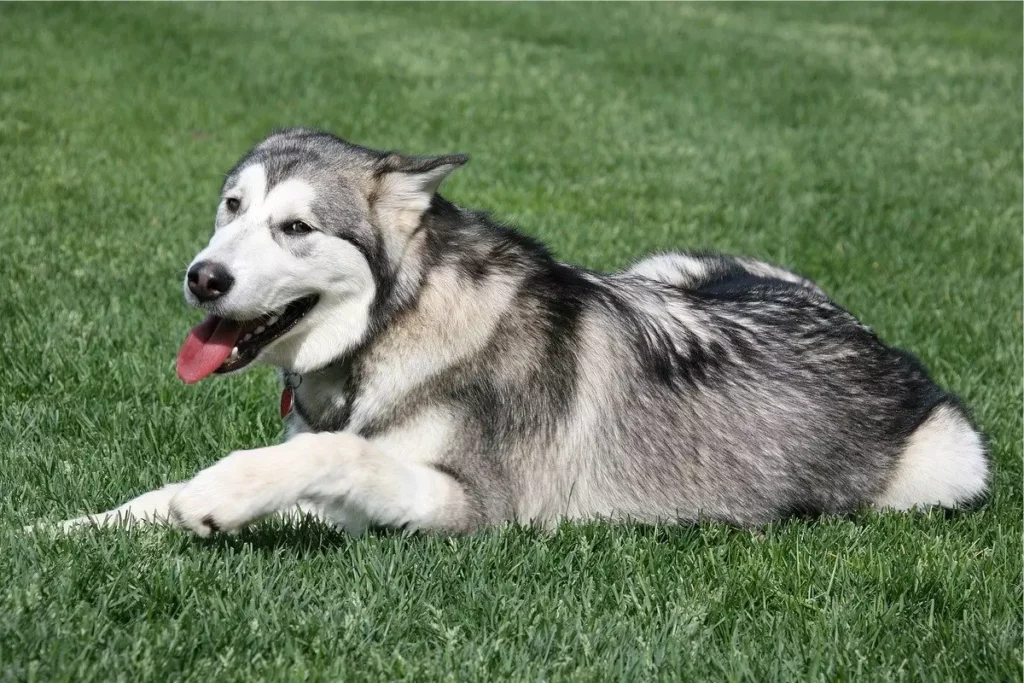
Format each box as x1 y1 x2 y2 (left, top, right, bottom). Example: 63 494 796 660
53 128 990 537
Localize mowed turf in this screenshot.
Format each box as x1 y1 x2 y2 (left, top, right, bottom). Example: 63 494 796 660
1 3 1021 681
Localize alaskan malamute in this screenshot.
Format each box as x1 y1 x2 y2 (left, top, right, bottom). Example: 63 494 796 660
55 129 989 536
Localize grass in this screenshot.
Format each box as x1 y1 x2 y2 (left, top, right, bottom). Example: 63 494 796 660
0 3 1021 681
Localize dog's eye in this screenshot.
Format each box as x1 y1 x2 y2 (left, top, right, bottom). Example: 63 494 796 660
225 197 240 212
282 221 313 236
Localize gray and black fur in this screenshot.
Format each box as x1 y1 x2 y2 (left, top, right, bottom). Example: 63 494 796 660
268 130 988 530
54 129 991 536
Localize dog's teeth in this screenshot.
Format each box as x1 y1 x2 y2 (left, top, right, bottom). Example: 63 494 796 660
242 333 252 342
228 347 239 361
255 325 266 335
267 316 279 326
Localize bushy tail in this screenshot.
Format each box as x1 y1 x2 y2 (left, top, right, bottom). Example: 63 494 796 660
875 402 990 510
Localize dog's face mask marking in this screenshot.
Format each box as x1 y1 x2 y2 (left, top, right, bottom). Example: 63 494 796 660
176 130 465 382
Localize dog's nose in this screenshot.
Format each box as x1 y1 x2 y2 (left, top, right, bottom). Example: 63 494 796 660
187 261 234 302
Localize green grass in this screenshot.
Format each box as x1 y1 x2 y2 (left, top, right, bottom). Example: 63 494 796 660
1 3 1021 681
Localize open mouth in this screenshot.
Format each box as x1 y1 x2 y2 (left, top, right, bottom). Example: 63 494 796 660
175 295 319 384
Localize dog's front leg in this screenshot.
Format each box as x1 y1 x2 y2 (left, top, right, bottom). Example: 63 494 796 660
48 483 187 532
169 432 473 537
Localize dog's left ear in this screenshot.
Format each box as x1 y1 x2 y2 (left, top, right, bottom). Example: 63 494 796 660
372 152 469 226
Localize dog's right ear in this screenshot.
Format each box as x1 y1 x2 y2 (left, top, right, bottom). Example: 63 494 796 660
372 152 468 231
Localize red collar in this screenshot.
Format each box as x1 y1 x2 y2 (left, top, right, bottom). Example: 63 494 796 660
280 372 301 419
280 387 294 418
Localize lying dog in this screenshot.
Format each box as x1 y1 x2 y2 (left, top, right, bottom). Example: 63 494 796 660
56 129 989 536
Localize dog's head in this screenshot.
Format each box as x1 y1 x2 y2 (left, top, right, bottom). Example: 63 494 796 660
176 129 466 383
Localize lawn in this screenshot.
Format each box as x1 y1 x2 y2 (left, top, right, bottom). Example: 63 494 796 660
1 3 1021 681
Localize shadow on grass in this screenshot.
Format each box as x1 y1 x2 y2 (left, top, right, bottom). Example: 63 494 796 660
177 500 989 557
191 515 373 555
184 509 867 553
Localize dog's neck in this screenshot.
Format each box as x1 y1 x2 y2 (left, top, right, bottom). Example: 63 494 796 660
288 197 558 437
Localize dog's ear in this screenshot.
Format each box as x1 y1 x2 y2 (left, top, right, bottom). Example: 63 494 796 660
372 152 468 222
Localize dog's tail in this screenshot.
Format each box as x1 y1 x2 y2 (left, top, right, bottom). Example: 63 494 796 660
874 400 990 511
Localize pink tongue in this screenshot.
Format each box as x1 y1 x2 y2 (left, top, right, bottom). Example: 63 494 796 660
176 316 244 384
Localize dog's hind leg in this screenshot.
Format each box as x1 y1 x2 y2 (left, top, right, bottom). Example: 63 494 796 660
168 431 477 537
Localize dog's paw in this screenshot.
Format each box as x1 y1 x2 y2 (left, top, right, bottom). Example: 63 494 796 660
26 483 187 534
170 449 293 537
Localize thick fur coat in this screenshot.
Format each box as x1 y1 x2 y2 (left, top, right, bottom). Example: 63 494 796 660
54 129 990 536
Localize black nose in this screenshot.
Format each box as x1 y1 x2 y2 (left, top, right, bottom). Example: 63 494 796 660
187 261 234 302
